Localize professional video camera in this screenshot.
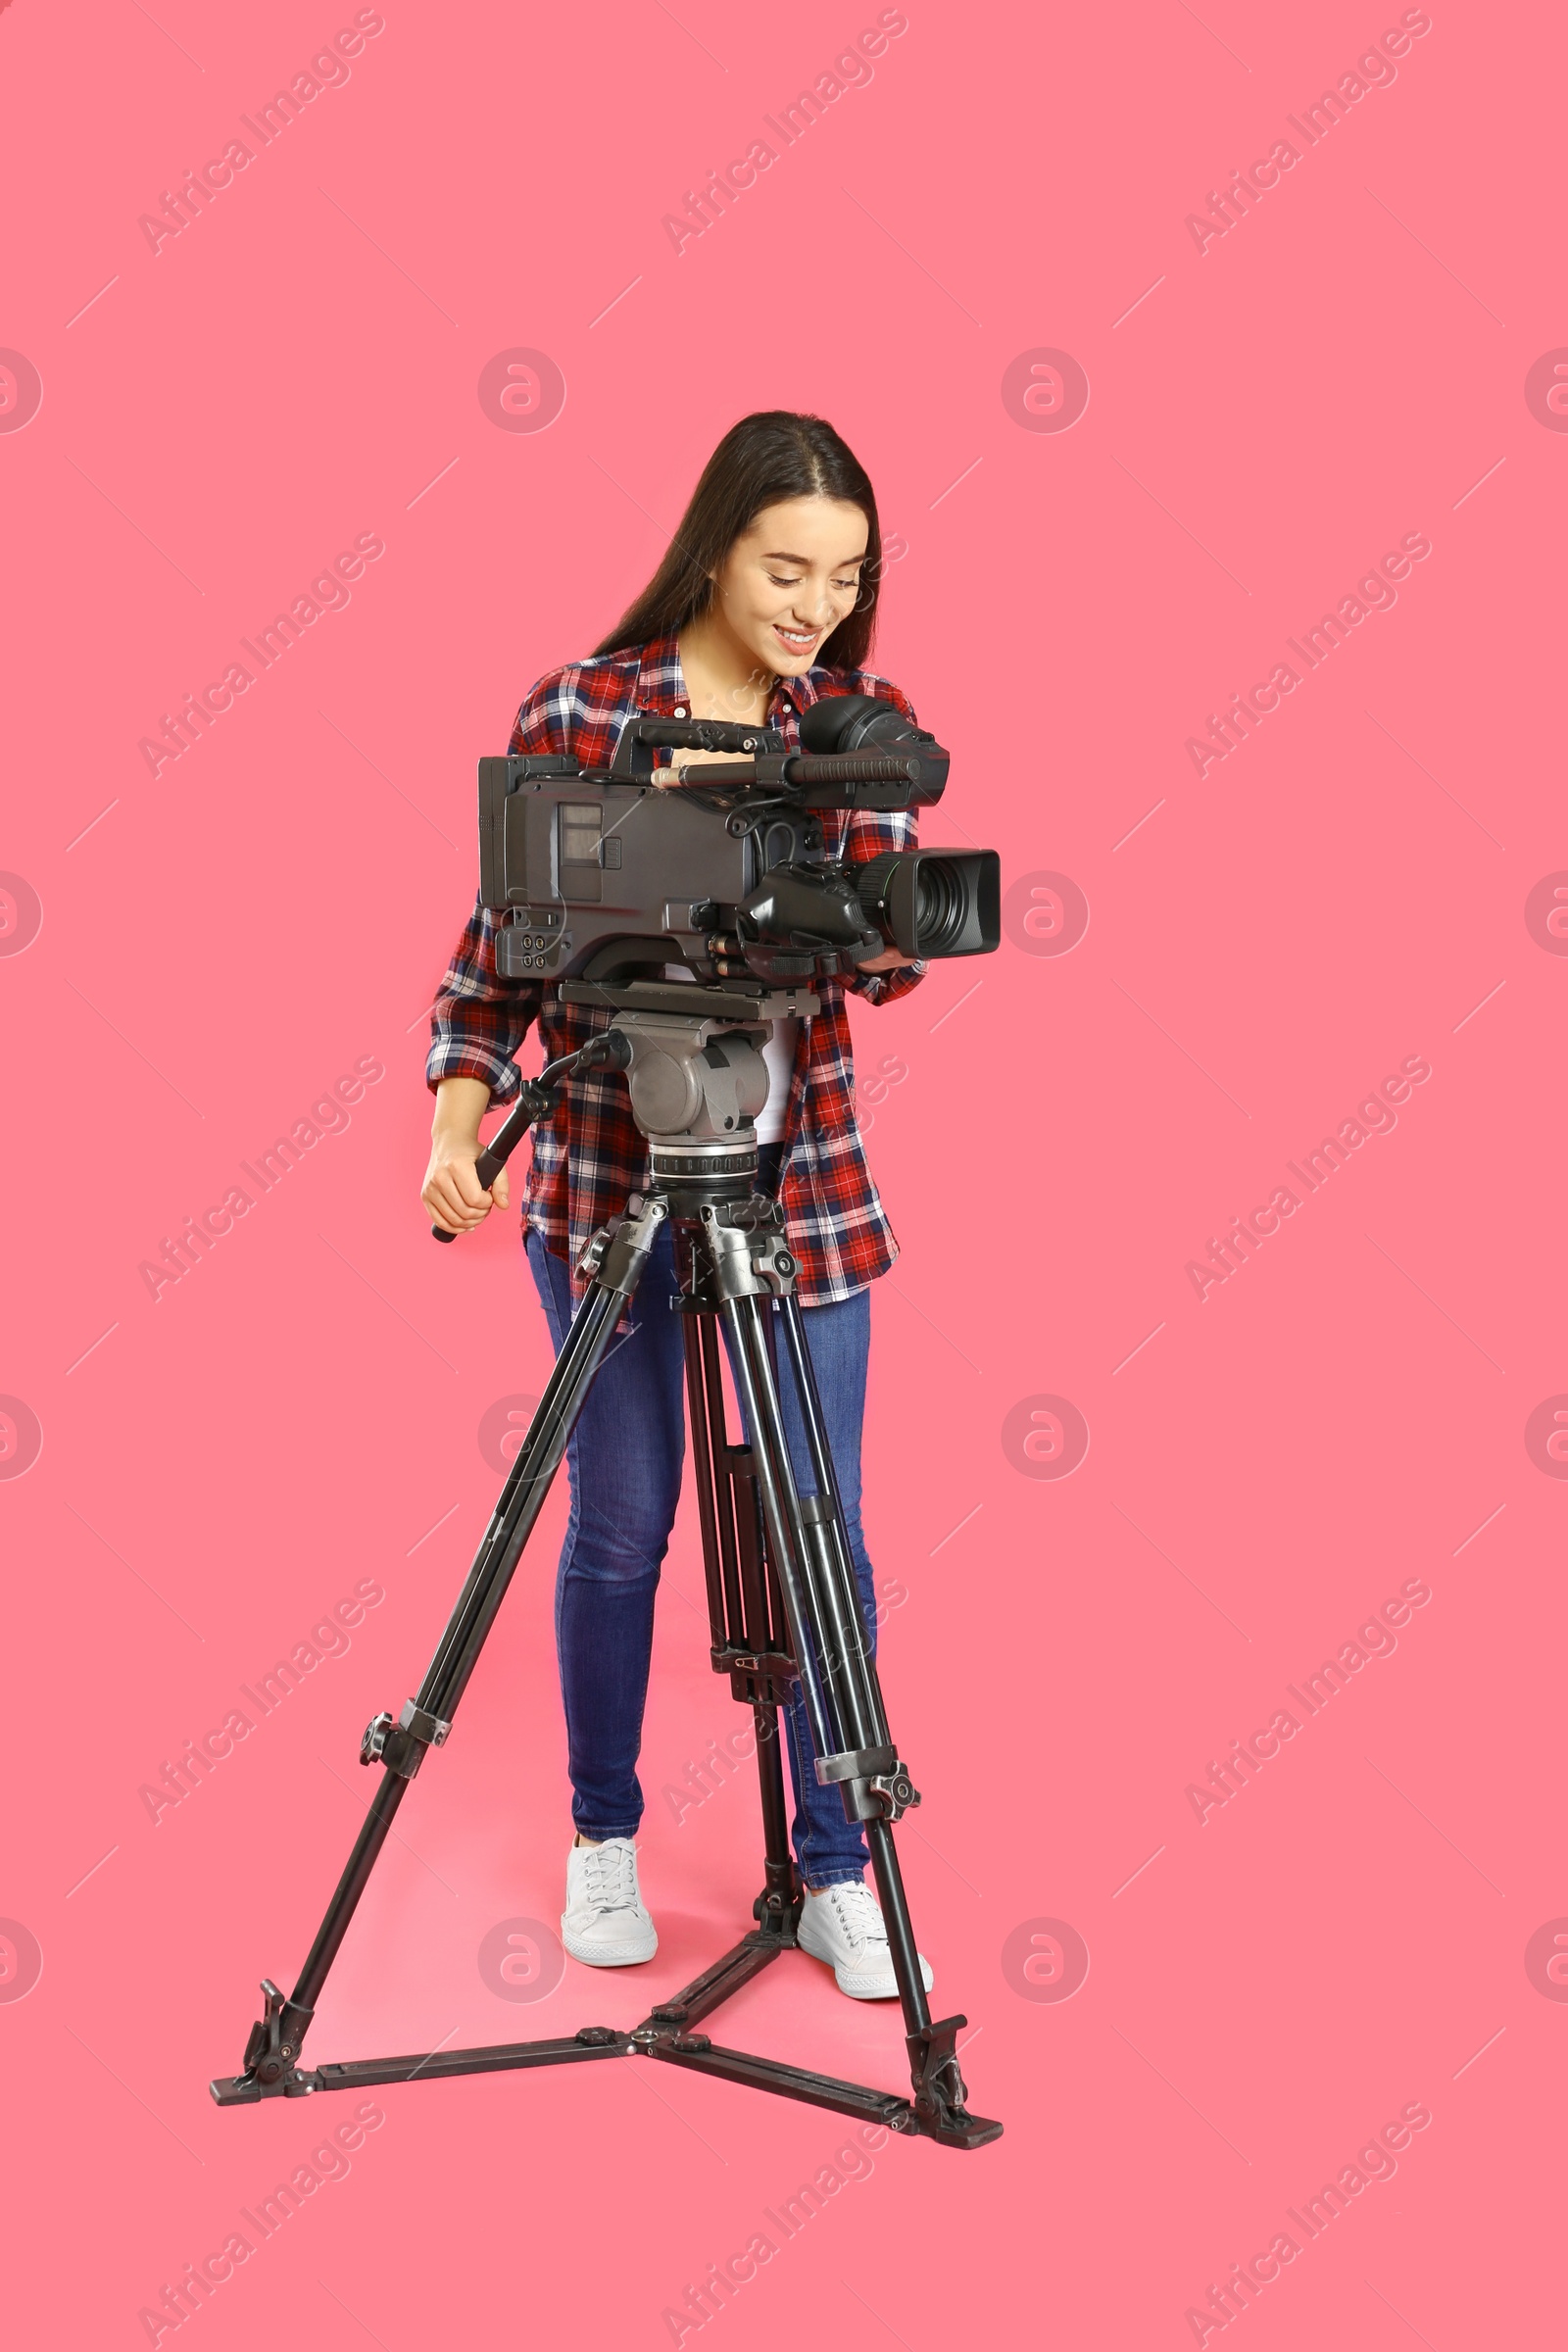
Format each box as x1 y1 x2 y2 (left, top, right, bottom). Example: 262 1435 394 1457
477 694 999 988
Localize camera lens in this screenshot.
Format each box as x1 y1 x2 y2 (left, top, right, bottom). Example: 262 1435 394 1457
912 859 967 956
851 847 1000 961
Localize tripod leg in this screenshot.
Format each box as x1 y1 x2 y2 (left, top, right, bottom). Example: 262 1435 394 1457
719 1296 846 1771
726 1300 915 1930
680 1306 743 1662
220 1201 667 2095
724 1290 999 2122
773 1298 888 1741
680 1308 797 1933
768 1298 987 2134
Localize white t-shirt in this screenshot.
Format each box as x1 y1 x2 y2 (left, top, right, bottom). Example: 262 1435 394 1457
660 965 798 1143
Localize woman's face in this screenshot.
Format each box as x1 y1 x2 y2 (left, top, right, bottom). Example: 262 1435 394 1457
709 496 869 676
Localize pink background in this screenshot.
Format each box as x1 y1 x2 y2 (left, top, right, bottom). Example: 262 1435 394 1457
2 1 1562 2343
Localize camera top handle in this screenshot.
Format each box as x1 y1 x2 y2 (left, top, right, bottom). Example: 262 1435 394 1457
605 698 949 812
609 716 781 778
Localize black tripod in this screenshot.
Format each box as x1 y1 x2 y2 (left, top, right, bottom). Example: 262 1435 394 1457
210 977 1000 2149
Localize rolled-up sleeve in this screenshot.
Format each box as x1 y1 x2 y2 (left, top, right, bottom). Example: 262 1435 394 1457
425 898 542 1105
843 806 926 1007
839 677 928 1005
848 956 926 1006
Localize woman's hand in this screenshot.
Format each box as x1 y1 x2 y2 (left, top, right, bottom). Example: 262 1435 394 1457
858 948 918 973
423 1075 508 1236
422 1138 509 1236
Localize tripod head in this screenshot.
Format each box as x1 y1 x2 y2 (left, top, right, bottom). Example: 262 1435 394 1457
431 975 816 1241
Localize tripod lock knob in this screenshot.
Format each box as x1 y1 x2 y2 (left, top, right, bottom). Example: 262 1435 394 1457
816 1744 921 1821
360 1710 394 1765
869 1767 921 1818
360 1700 452 1778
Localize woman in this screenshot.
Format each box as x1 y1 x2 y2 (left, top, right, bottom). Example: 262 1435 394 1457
422 411 933 2000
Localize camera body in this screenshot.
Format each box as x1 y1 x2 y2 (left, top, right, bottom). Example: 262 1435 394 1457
477 696 1000 989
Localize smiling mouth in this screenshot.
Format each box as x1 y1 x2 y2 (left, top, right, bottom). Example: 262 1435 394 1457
773 623 819 649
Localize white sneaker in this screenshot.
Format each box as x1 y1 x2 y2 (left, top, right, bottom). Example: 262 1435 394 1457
797 1880 935 2001
562 1837 658 1966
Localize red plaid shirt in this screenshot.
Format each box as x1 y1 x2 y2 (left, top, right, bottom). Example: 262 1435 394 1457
425 631 926 1304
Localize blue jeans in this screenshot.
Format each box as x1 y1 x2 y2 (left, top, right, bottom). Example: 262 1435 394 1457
524 1167 879 1889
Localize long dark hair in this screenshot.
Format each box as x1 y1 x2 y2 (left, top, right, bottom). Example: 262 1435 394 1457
591 411 883 671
